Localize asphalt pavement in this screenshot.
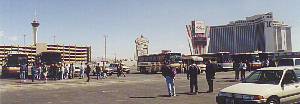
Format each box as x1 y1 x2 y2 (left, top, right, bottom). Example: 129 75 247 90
0 71 249 104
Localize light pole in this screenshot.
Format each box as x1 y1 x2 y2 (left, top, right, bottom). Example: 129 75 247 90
104 35 108 61
23 34 26 46
53 35 56 44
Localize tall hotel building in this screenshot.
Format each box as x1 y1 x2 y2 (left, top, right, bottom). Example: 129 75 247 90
208 12 292 53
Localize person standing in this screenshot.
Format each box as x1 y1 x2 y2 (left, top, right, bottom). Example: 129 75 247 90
69 63 74 79
36 64 41 80
117 63 122 77
95 63 101 80
233 61 240 80
187 61 200 95
79 63 84 79
161 61 176 97
239 61 247 80
120 64 126 77
85 64 91 82
205 59 217 93
20 64 27 82
60 64 64 80
31 63 37 82
41 63 48 83
53 64 59 80
64 64 69 79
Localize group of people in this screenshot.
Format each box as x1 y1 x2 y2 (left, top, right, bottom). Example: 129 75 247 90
161 59 217 97
233 59 272 81
19 62 110 83
234 61 247 81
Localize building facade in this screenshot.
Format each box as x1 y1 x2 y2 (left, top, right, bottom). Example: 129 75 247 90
208 12 292 53
0 44 91 65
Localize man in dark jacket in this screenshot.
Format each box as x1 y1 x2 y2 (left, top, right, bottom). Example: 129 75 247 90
205 59 217 93
95 63 101 80
85 64 91 82
161 61 176 97
187 60 200 94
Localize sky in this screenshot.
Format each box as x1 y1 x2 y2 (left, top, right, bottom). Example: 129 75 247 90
0 0 299 59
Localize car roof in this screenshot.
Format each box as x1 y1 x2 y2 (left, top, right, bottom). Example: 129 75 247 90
257 66 296 71
280 58 300 60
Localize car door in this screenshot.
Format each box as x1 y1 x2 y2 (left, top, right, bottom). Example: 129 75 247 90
280 70 300 103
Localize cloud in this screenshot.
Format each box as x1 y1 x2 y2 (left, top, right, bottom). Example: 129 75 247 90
0 31 4 38
8 36 18 41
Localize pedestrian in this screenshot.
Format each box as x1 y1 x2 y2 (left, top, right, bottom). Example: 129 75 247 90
120 64 126 77
102 66 108 79
187 60 200 95
36 64 41 80
31 63 37 82
64 64 69 79
60 64 64 80
264 59 270 67
80 63 84 79
69 63 75 79
25 64 29 79
95 63 101 80
161 61 176 97
85 64 91 82
117 63 122 77
205 59 217 93
20 64 27 82
234 61 239 80
41 63 48 83
49 64 54 80
239 61 247 80
53 64 59 80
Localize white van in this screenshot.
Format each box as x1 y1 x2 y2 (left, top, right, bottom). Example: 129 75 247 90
277 58 300 66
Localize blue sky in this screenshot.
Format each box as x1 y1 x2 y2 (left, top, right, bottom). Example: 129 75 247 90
0 0 299 59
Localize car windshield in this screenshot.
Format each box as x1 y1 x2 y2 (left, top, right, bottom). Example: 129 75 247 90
109 64 118 67
242 70 283 85
278 59 294 66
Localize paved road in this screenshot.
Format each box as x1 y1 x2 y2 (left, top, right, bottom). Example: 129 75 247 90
0 71 250 104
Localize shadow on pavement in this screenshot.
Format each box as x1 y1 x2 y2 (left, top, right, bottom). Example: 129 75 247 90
216 80 239 82
157 95 171 97
129 96 156 99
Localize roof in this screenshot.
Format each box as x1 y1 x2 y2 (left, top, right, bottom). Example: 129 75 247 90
257 66 296 71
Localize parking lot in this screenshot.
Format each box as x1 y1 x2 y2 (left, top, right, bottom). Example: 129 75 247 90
0 71 249 104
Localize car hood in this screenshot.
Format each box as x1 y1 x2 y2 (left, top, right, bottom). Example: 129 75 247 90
220 83 281 96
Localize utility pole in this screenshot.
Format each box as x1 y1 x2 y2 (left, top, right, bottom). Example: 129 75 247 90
104 35 108 61
23 34 26 46
53 35 56 44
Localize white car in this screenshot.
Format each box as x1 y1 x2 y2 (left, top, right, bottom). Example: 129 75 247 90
108 63 131 74
216 67 300 104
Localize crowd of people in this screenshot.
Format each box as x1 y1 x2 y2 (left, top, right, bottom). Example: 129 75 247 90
18 62 126 83
161 59 217 97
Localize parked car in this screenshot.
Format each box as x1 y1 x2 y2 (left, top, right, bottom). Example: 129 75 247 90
108 63 131 74
74 65 81 77
216 66 300 104
277 58 300 67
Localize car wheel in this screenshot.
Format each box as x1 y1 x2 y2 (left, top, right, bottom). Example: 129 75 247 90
126 71 130 74
266 97 280 104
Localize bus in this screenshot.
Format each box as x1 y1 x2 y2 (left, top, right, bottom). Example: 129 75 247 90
200 52 233 71
2 53 28 77
137 53 182 74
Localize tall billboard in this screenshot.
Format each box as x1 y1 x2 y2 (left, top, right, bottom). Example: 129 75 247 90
194 21 206 34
